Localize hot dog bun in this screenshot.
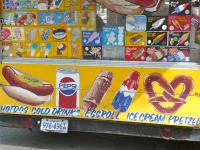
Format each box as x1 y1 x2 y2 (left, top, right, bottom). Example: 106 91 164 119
2 66 54 96
2 86 48 106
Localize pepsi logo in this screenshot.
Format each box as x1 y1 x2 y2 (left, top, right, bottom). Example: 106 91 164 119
59 77 77 96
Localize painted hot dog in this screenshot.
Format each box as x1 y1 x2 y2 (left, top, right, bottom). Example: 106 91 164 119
2 66 54 106
2 66 53 96
2 86 49 106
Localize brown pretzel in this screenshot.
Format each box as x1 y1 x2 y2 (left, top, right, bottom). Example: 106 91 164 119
144 73 194 114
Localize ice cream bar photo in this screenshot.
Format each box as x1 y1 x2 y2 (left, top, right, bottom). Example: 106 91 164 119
16 44 23 57
37 0 56 10
55 0 64 8
14 28 22 40
150 48 166 61
130 35 143 45
173 50 188 62
27 28 37 41
53 28 66 40
81 12 90 25
60 12 74 24
2 28 11 40
82 71 114 112
131 48 144 59
125 0 159 8
57 43 66 55
72 44 79 57
41 28 50 41
86 32 100 44
150 18 166 30
112 71 140 119
82 0 93 9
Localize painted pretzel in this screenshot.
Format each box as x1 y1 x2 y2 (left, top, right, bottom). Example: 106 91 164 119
144 73 194 114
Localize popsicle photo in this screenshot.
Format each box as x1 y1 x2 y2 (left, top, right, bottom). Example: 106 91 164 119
112 71 140 119
168 16 191 32
147 32 167 46
169 0 191 15
168 32 190 47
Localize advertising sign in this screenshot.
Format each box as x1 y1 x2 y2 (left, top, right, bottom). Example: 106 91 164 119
0 63 200 127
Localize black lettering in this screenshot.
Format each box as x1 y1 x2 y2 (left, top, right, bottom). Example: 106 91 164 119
96 110 101 118
1 106 6 112
187 117 193 125
101 110 107 118
24 107 28 113
139 113 144 121
14 106 19 113
52 108 57 115
5 106 10 112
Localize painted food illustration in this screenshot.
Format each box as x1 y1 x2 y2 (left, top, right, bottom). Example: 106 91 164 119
125 0 159 8
82 70 114 112
112 71 140 118
144 73 194 114
2 66 54 106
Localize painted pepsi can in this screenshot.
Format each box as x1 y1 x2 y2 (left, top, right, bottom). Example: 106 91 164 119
56 68 79 109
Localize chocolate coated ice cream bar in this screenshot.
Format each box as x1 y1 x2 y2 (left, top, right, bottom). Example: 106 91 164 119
82 12 90 25
131 48 144 59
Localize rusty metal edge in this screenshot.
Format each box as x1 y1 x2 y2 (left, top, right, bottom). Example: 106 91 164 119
1 114 200 141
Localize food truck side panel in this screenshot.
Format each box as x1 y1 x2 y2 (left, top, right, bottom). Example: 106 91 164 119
1 0 200 141
0 62 200 127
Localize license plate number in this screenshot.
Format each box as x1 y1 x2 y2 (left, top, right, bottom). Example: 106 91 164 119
40 118 68 133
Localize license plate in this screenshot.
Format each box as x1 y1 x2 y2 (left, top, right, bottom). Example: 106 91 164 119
40 118 68 133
